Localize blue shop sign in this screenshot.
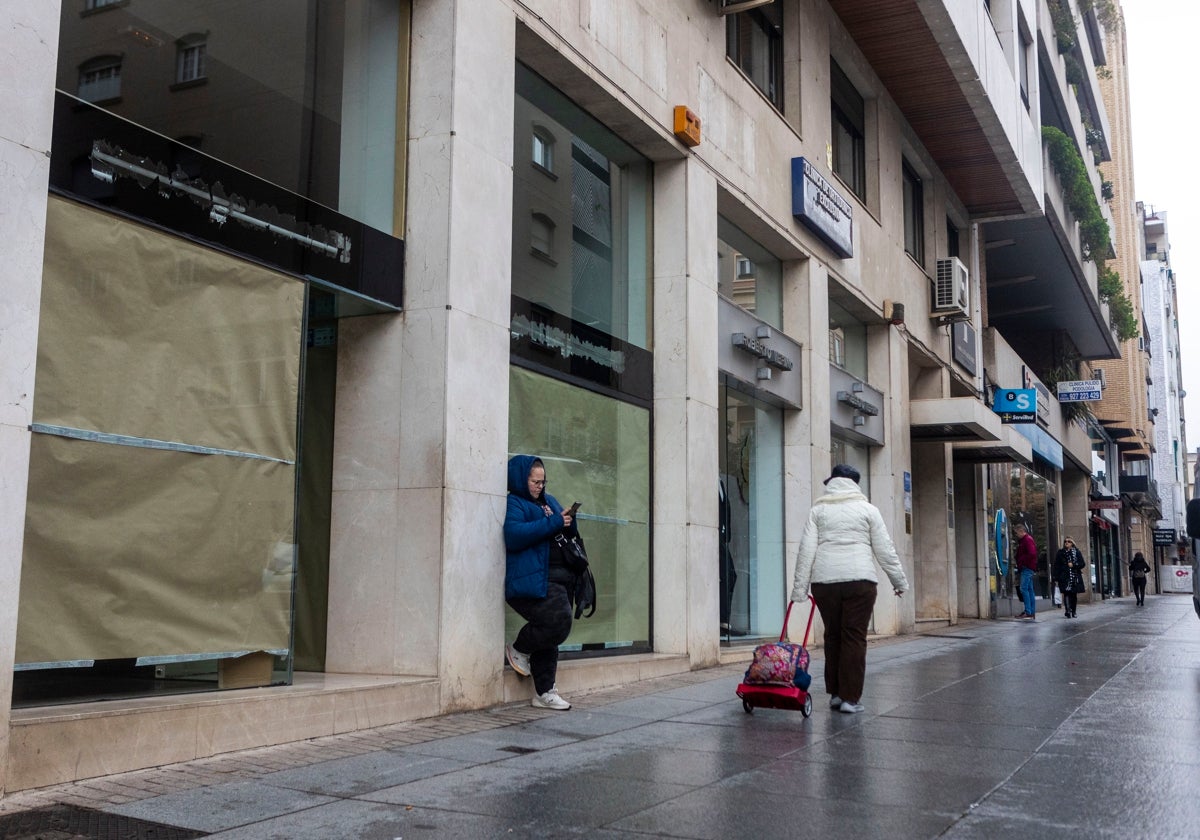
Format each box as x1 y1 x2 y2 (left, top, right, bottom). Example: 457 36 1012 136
790 157 853 258
993 388 1036 424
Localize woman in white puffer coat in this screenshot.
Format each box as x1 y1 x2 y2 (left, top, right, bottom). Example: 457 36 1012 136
790 464 908 715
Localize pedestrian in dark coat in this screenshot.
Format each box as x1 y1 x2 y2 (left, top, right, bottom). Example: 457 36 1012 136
1129 551 1151 606
503 454 576 710
1052 537 1086 618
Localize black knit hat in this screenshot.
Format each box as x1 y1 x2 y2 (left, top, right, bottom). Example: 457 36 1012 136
824 464 861 485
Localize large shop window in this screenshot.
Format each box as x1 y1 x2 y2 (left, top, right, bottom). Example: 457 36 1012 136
509 65 653 653
986 463 1054 616
16 198 303 701
828 300 867 380
720 382 785 641
718 218 782 328
57 0 405 234
508 368 650 652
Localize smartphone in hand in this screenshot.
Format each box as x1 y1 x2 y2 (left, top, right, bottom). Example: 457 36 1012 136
568 501 582 516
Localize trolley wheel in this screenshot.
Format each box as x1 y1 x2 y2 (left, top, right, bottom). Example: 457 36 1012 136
800 693 813 717
742 699 754 714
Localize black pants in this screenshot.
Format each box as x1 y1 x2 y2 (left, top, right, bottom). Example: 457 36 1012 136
811 580 877 704
1062 590 1078 616
507 581 573 695
1132 578 1147 604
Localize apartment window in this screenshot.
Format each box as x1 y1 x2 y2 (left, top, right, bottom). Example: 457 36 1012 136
1018 20 1033 108
902 159 924 264
831 60 866 201
176 36 207 84
531 128 555 174
726 3 783 110
78 55 122 103
530 213 554 259
947 217 960 258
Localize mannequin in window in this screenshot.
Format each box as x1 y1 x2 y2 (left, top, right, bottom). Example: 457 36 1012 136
719 479 737 633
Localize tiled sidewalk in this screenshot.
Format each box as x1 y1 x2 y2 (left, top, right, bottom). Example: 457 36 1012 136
0 662 749 817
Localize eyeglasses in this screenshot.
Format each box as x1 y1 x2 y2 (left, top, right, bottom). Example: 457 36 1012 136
529 479 547 487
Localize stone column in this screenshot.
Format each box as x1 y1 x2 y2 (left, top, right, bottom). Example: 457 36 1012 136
651 158 720 665
0 0 60 795
326 0 515 712
782 258 826 629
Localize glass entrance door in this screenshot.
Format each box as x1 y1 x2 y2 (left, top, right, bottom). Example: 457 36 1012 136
719 381 784 641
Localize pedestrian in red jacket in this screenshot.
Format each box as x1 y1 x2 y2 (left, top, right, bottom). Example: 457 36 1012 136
1014 521 1038 620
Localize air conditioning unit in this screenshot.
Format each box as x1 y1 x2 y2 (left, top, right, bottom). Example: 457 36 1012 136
717 0 776 14
1092 368 1107 390
933 257 970 317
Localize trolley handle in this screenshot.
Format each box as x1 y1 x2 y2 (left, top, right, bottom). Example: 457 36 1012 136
781 595 817 648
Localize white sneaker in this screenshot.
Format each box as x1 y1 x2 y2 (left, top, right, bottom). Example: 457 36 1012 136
505 644 530 677
531 687 571 710
838 701 865 714
830 695 843 709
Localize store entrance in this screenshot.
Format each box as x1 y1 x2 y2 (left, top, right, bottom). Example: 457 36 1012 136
719 380 784 642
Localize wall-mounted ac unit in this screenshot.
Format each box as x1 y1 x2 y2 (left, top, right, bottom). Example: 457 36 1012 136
933 256 970 318
1092 368 1107 390
717 0 776 14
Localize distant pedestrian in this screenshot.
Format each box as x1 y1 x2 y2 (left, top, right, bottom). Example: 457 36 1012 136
790 464 908 715
1014 521 1038 620
1052 537 1086 618
1129 551 1151 606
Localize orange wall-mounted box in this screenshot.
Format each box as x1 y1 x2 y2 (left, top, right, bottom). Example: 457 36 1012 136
673 106 701 147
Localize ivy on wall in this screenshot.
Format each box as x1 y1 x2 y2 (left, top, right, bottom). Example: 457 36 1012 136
1042 126 1139 343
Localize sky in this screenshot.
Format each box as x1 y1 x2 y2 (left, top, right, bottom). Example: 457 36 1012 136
1121 3 1199 448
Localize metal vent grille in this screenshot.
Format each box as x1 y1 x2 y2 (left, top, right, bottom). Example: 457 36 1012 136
0 805 207 840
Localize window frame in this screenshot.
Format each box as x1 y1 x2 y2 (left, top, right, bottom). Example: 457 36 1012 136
902 159 925 265
77 54 123 103
830 60 867 202
175 36 208 85
725 4 784 110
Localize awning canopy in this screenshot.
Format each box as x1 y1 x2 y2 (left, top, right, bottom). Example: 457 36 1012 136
953 423 1034 464
910 397 1003 443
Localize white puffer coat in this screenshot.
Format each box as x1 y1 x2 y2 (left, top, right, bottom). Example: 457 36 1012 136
789 477 908 602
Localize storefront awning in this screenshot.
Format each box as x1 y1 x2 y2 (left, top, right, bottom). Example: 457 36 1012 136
910 397 1003 443
952 423 1034 464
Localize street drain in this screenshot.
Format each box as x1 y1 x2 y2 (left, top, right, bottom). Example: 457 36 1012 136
0 804 207 840
498 746 540 754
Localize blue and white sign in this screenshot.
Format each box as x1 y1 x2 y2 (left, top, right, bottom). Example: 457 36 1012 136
993 388 1036 424
1056 379 1103 402
790 157 853 258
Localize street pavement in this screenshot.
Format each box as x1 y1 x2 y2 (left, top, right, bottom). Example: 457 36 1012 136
1 594 1197 839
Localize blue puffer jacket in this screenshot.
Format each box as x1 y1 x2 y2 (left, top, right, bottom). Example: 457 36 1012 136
504 454 572 600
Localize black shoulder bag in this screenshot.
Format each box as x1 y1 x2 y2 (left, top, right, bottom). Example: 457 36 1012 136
554 532 596 619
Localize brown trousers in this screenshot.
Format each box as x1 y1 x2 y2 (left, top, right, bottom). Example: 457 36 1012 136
811 579 878 704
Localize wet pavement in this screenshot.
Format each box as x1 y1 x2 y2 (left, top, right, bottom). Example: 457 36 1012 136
2 594 1198 839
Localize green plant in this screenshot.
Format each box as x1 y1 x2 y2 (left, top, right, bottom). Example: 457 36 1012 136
1048 0 1078 53
1041 352 1095 427
1079 0 1119 29
1042 126 1111 259
1106 288 1139 342
1101 179 1114 201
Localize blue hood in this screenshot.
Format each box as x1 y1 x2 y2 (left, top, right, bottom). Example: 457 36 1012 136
507 454 544 501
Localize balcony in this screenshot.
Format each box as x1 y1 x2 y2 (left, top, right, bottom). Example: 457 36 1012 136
981 142 1120 362
827 0 1042 218
1119 474 1162 517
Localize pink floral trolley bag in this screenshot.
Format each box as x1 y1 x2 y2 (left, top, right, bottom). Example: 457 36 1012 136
735 596 816 716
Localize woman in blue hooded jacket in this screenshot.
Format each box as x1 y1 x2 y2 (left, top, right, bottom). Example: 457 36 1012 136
504 454 576 710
